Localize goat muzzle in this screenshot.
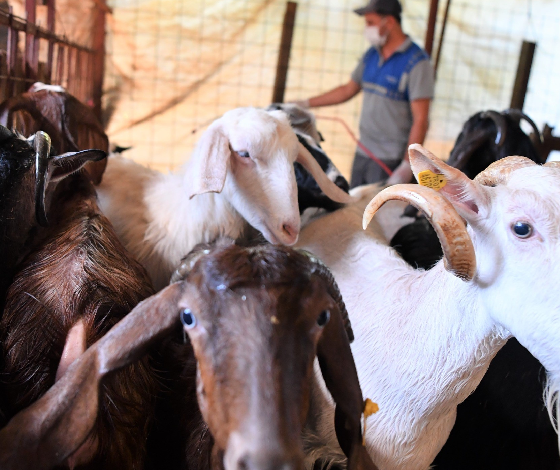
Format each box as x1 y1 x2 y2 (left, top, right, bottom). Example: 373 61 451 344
362 184 476 281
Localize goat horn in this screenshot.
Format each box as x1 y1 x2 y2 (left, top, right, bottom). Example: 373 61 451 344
363 184 476 281
544 161 560 169
474 155 537 187
480 110 507 146
448 127 495 172
504 108 543 144
34 131 53 227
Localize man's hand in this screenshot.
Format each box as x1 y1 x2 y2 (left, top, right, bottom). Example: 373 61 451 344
387 159 413 185
289 99 310 109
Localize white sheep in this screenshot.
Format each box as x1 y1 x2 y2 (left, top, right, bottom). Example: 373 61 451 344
297 145 560 470
97 107 351 290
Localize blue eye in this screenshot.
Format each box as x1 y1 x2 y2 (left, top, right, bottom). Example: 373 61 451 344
317 310 330 327
181 309 197 329
512 221 533 239
236 150 250 158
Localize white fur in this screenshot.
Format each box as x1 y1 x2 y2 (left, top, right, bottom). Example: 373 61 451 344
97 108 304 290
297 164 560 470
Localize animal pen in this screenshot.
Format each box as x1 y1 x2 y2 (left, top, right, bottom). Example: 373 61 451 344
1 0 560 176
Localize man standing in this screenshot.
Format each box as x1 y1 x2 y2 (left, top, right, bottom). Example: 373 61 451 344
295 0 434 187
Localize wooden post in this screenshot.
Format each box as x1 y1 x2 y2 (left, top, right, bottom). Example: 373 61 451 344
92 2 106 119
510 40 536 110
272 1 297 104
434 0 451 79
424 0 439 56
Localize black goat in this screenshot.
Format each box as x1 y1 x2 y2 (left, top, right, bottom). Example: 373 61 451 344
388 110 558 470
267 103 350 215
0 126 104 311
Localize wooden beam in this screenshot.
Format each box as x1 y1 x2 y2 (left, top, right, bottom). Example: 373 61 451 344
272 1 297 104
510 40 536 110
424 0 439 56
433 0 451 79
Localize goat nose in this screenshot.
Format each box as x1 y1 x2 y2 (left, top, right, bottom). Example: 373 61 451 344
236 453 302 470
281 223 298 245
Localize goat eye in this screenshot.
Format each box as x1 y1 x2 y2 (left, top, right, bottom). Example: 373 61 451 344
235 150 250 158
317 310 330 327
181 309 197 329
512 221 533 239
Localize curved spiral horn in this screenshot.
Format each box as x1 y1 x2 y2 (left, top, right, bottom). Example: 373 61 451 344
480 110 508 146
474 155 537 187
363 184 476 281
504 108 542 144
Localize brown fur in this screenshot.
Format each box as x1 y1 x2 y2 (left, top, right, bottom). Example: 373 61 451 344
0 171 156 469
148 242 376 470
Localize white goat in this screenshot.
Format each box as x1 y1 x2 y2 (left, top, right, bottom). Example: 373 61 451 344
297 145 560 470
97 107 351 290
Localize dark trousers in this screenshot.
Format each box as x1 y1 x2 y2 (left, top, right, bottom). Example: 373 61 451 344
350 153 401 188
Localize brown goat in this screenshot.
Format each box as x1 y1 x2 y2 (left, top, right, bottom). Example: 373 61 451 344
0 83 109 184
147 241 377 470
0 168 156 469
0 283 182 470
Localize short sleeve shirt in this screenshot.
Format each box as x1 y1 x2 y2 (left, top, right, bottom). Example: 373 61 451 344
351 37 434 163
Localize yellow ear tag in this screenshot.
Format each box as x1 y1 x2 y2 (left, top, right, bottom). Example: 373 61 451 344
362 398 379 445
418 169 447 191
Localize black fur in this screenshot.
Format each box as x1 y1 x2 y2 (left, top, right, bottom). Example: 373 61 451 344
295 135 349 214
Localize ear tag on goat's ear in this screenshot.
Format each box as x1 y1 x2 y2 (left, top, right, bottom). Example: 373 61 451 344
418 169 447 191
362 398 379 445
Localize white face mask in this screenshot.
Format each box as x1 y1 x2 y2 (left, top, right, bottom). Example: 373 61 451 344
364 25 388 47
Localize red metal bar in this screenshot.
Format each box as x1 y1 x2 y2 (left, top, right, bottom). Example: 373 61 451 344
56 44 64 86
6 8 18 97
92 3 106 119
65 46 72 91
46 0 55 82
25 0 36 80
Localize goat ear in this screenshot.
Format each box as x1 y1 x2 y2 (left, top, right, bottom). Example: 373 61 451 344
316 307 379 470
188 123 230 199
48 149 107 182
408 144 488 223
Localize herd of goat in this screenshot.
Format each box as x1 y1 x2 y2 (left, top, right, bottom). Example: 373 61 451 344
0 82 559 470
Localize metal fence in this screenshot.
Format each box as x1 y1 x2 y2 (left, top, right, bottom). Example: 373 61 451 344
0 2 103 114
103 0 560 175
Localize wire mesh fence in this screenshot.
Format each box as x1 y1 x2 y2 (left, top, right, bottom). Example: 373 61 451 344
103 0 560 176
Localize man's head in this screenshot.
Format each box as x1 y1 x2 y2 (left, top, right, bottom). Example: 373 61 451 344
355 0 402 47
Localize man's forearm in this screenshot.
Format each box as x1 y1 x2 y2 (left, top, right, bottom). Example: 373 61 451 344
308 81 361 107
403 118 429 162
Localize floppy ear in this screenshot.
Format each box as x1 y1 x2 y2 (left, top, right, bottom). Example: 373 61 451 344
35 147 107 226
408 144 489 224
316 306 379 470
189 122 231 199
0 282 183 470
48 149 107 182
